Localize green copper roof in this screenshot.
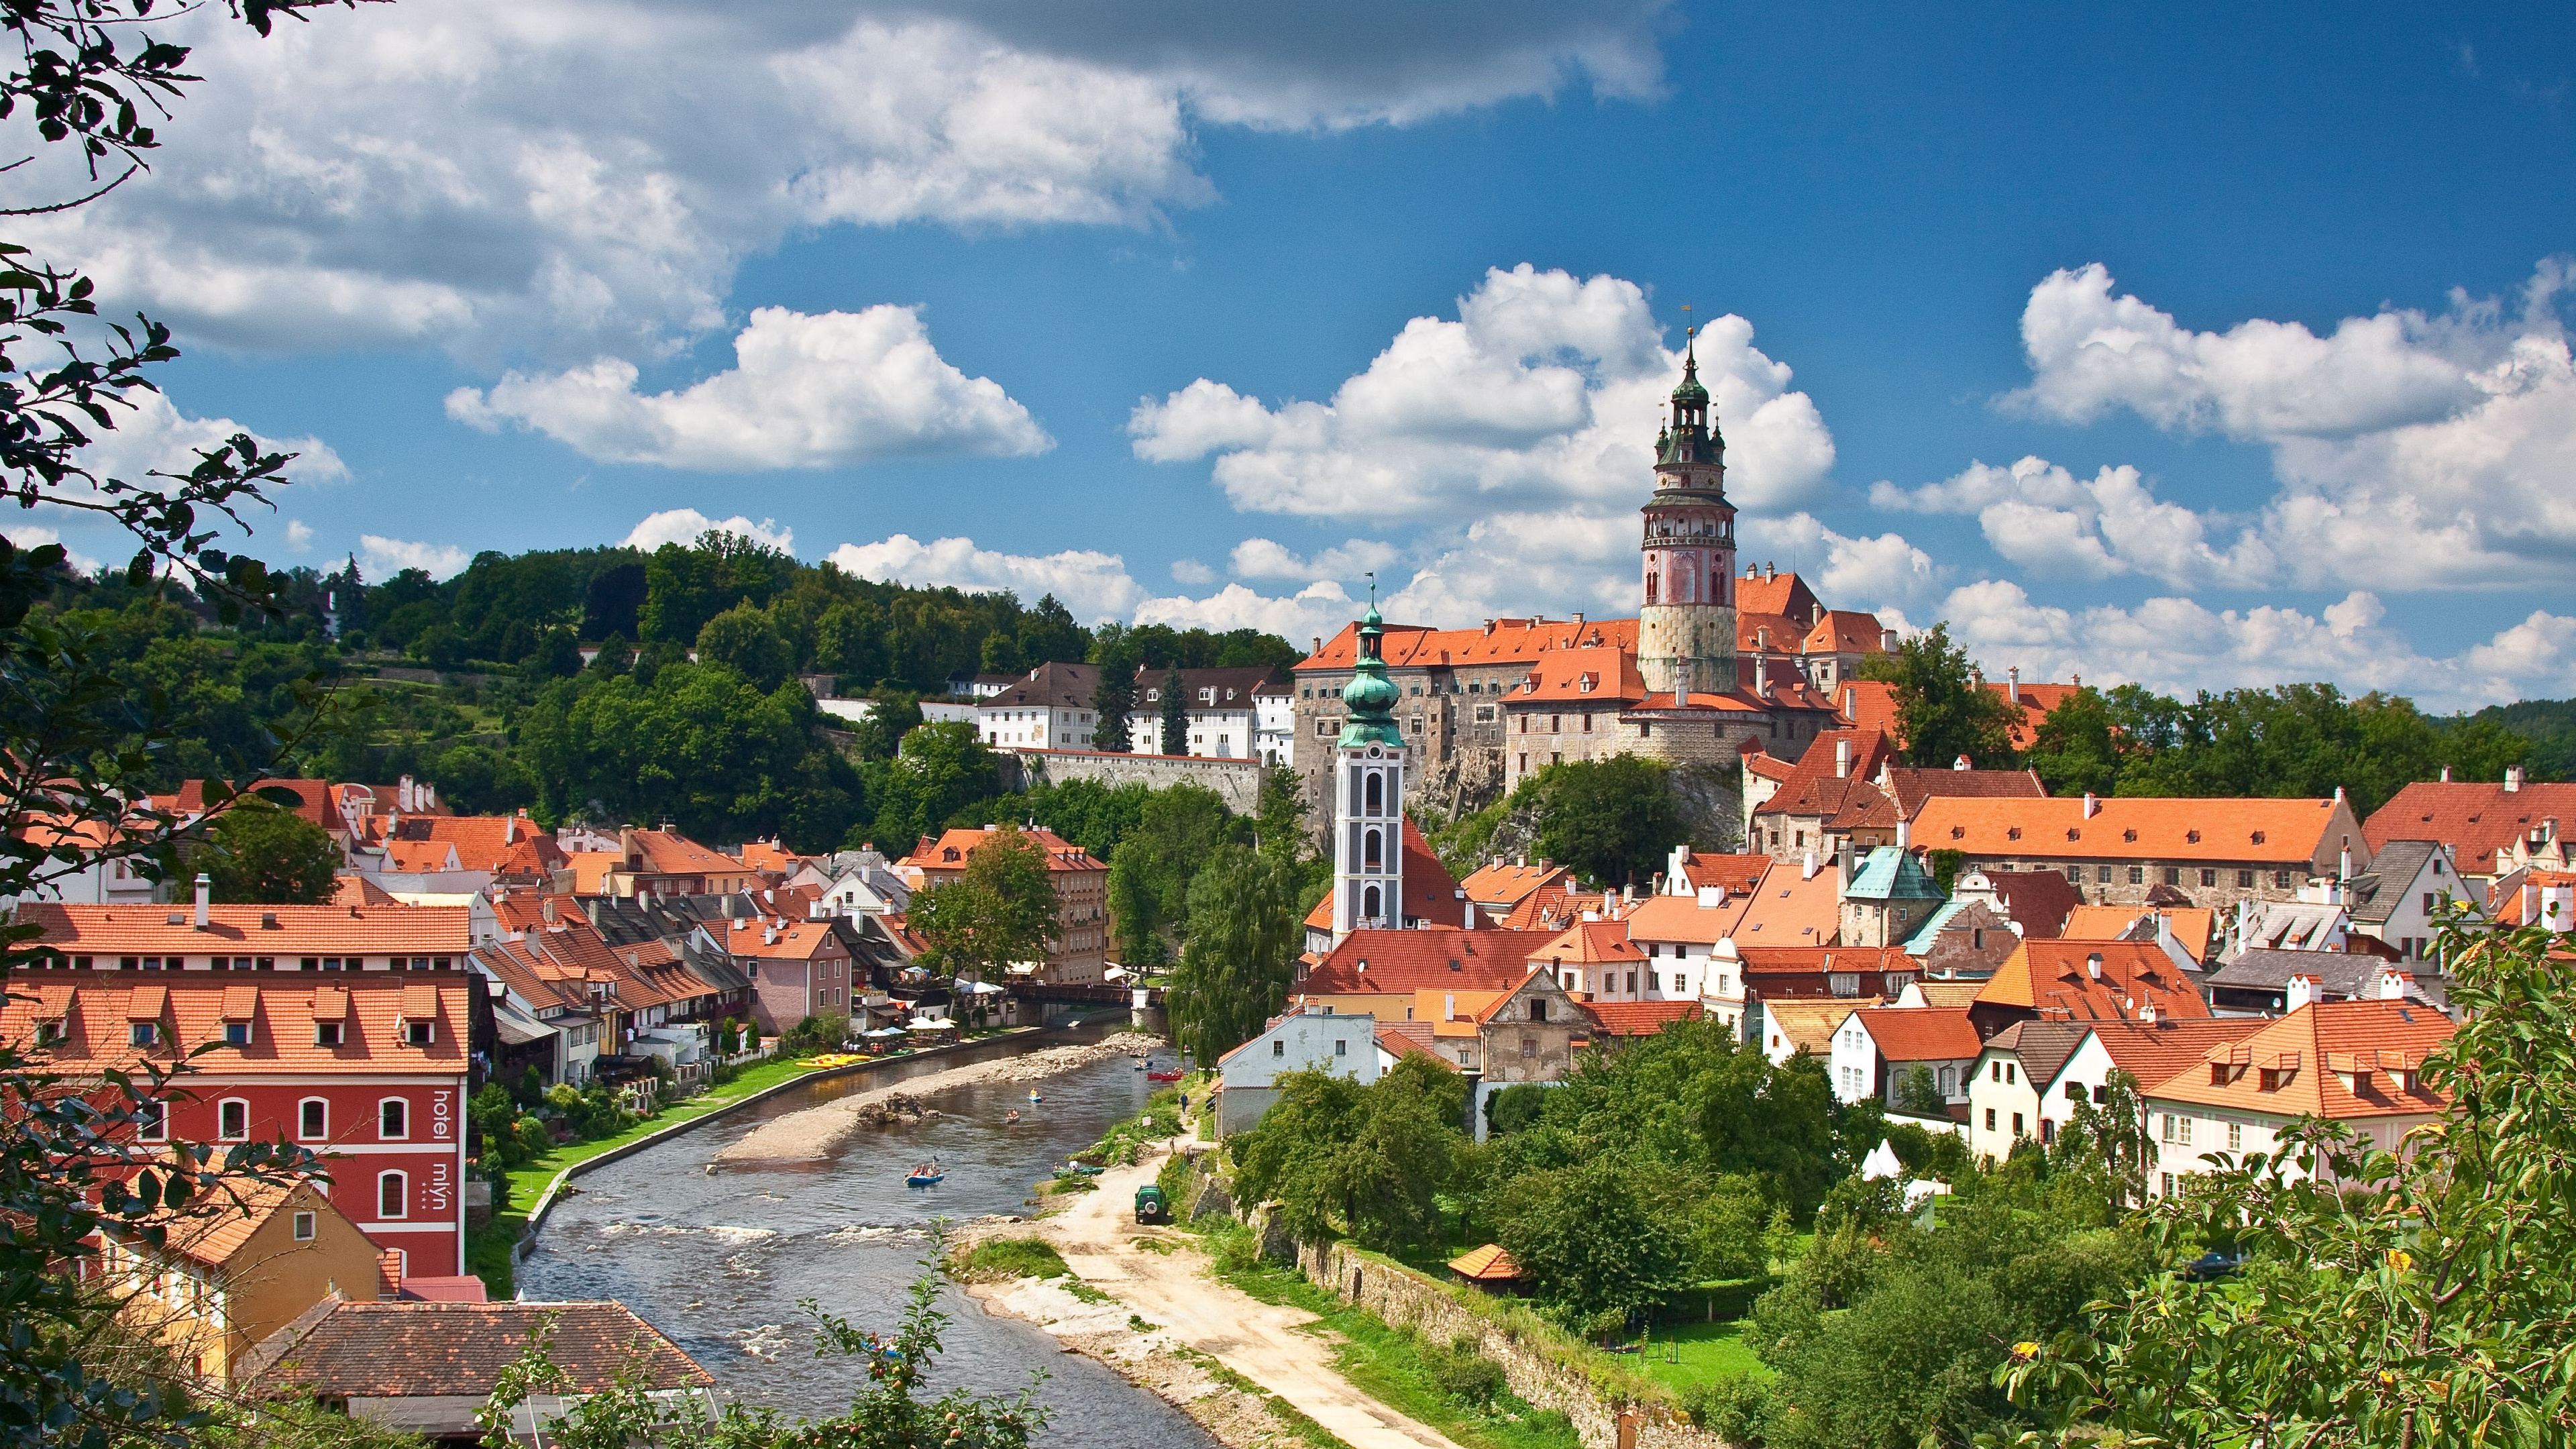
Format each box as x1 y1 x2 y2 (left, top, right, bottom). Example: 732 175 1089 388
1670 350 1709 404
1338 604 1403 747
1846 845 1945 903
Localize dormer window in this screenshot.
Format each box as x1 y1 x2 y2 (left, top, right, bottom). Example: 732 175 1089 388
34 1020 63 1048
402 1018 434 1046
315 1021 343 1047
129 1022 158 1047
224 1022 252 1048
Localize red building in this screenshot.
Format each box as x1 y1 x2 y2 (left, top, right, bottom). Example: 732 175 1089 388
8 901 476 1277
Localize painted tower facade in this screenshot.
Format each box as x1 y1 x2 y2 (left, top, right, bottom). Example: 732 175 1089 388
1637 337 1739 698
1330 604 1407 945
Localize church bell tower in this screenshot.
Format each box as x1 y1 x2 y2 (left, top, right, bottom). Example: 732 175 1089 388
1638 328 1739 698
1330 598 1406 944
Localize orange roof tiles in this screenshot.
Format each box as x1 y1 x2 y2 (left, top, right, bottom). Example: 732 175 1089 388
2059 905 2217 963
331 874 398 907
2141 1000 2453 1120
724 918 841 961
1754 729 1898 823
1583 1000 1703 1036
902 826 1104 874
1733 863 1841 945
1834 680 1902 738
1625 889 1758 946
1668 850 1769 895
1880 765 2047 816
1531 920 1645 967
1851 1006 1983 1061
1735 570 1823 623
1297 617 1640 673
17 903 472 959
1911 795 2355 864
382 840 460 873
1507 645 1644 704
1494 875 1597 930
1374 1020 1450 1065
2365 780 2576 875
1979 940 2210 1024
1801 610 1888 656
1448 1243 1521 1281
1299 928 1551 997
3 973 469 1074
1304 819 1466 930
174 779 344 835
388 815 562 875
1457 861 1577 910
2071 1017 2269 1095
626 829 746 877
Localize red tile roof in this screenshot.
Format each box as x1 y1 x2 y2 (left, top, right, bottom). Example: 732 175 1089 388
1373 1020 1451 1066
1833 680 1902 738
902 826 1104 874
2140 1000 2453 1120
1880 765 2047 817
1299 928 1552 997
1530 920 1645 967
17 903 472 959
1447 1243 1521 1281
174 779 345 835
1976 869 2084 938
1735 570 1823 623
1 971 470 1074
390 815 563 875
1753 729 1898 822
244 1298 711 1397
1851 1006 1983 1062
2070 1017 2269 1095
1801 610 1888 656
1302 818 1466 931
1978 941 2210 1024
1457 861 1577 910
1625 889 1758 946
1506 645 1645 704
1912 795 2358 864
1667 850 1769 895
2365 780 2576 875
1582 1000 1703 1037
1297 617 1640 672
1733 863 1842 945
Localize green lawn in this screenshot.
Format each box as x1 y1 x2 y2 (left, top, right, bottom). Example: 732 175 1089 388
1628 1319 1772 1390
465 1052 841 1297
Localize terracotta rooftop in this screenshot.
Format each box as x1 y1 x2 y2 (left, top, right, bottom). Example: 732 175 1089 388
1666 849 1770 895
1913 795 2358 865
1978 940 2211 1024
243 1298 711 1399
2364 780 2576 875
1298 617 1640 673
1506 645 1645 704
1624 888 1759 946
1301 818 1466 932
1851 1006 1984 1061
1760 996 1883 1057
903 826 1104 874
1532 920 1647 967
2139 1000 2454 1120
1 971 469 1075
1582 1000 1703 1037
16 902 472 959
2073 1016 2271 1095
1299 928 1548 997
1448 1243 1521 1281
1880 765 2047 817
1732 862 1842 945
1457 860 1577 910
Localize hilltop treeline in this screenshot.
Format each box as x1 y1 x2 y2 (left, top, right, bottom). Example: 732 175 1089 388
28 532 1302 850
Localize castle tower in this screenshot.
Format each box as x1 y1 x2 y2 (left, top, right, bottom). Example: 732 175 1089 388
1330 600 1407 944
1638 330 1739 698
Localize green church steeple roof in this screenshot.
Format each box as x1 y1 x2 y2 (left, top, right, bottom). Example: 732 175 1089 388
1338 586 1403 749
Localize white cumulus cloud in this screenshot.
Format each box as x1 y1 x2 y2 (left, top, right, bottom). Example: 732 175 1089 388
360 535 472 581
1130 264 1836 523
623 509 795 554
447 306 1049 470
15 3 1671 360
828 533 1144 622
1875 455 2275 588
284 521 316 553
1228 537 1404 582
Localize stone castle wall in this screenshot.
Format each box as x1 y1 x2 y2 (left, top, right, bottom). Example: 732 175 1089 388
1287 1236 1730 1449
1004 748 1265 814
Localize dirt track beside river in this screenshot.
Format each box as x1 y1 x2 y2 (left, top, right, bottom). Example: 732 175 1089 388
713 1032 1167 1165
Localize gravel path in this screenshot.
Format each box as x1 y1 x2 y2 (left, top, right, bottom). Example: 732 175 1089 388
713 1032 1167 1165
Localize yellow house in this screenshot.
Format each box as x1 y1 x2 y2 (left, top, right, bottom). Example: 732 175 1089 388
104 1177 384 1383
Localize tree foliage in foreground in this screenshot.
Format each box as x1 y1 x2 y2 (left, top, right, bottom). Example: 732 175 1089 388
908 825 1057 981
1165 843 1300 1066
202 800 338 904
2000 917 2576 1447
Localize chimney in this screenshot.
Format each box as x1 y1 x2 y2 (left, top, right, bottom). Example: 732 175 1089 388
541 898 557 926
2286 972 2320 1011
193 873 211 928
2083 792 2099 818
1444 992 1456 1022
1697 885 1725 909
2379 967 2410 1002
2006 665 2020 704
2506 765 2525 793
1954 754 1972 771
1765 561 1776 581
1881 629 1897 653
398 774 414 814
1835 738 1851 777
1756 627 1770 651
2334 785 2346 804
2440 765 2453 783
1570 611 1584 627
2137 1001 2157 1026
1802 851 1819 881
2086 952 2103 979
2339 845 2352 883
1311 635 1322 655
504 814 517 845
1896 819 1911 849
2071 673 2080 688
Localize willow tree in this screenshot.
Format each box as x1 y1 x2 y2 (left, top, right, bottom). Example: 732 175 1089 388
1165 843 1299 1066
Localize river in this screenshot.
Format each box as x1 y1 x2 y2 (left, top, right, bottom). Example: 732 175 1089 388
516 1034 1219 1448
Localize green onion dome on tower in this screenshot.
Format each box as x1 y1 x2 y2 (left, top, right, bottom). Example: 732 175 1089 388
1337 604 1405 748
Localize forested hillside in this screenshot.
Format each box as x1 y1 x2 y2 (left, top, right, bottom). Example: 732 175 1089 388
31 531 1298 851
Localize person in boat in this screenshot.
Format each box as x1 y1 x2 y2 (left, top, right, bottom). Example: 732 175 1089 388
1005 1110 1021 1123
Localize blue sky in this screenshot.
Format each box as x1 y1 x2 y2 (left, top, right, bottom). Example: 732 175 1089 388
24 2 2576 708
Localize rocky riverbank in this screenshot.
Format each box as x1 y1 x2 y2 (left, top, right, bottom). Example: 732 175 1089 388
714 1032 1168 1165
964 1275 1311 1449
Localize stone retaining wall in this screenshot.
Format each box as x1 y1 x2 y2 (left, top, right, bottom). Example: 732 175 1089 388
1006 748 1267 813
1288 1237 1729 1449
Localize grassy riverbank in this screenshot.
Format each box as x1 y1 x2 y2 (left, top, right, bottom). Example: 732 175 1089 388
1193 1224 1582 1449
464 1053 835 1296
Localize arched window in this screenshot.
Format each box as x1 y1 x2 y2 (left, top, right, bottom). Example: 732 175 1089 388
1364 772 1383 816
1362 885 1382 922
377 1172 407 1220
379 1097 409 1140
298 1098 328 1140
1362 828 1382 870
1645 572 1658 605
217 1098 250 1142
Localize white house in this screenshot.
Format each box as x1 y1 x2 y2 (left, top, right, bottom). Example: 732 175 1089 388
1827 1007 1982 1111
977 663 1101 751
1255 675 1297 768
1213 1005 1381 1136
2139 996 2454 1201
2343 840 2478 962
1621 889 1755 1027
787 849 912 918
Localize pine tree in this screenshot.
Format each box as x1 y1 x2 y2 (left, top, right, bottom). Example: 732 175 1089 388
1091 665 1133 752
1161 665 1188 755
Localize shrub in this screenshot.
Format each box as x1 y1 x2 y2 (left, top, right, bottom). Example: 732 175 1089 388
1421 1336 1506 1406
1680 1373 1771 1444
953 1236 1071 1281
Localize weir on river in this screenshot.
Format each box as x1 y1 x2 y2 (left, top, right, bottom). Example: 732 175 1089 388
516 1034 1219 1448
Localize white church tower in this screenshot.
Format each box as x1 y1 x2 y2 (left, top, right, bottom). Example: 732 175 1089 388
1330 599 1407 945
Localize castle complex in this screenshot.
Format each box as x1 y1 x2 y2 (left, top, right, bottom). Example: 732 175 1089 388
1293 336 1880 849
